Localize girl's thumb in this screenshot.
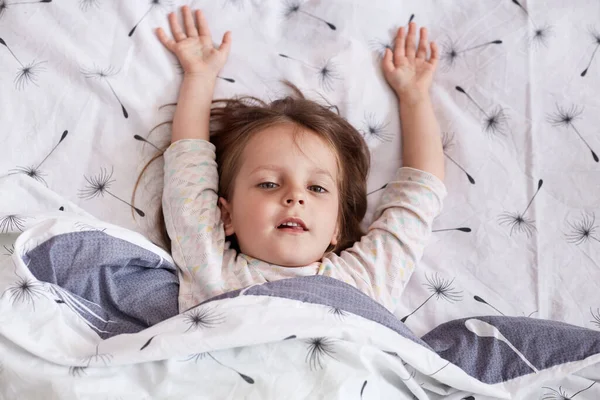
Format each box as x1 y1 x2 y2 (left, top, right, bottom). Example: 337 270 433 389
219 31 232 54
382 48 394 72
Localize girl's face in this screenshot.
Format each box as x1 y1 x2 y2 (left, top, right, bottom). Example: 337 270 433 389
218 123 340 267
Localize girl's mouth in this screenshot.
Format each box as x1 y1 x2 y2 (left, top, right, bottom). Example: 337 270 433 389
276 226 307 234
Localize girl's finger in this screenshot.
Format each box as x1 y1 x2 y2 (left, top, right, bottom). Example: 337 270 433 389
382 47 395 74
182 6 198 38
168 12 186 42
196 10 211 38
405 22 417 59
416 27 428 59
156 27 176 52
393 27 406 63
429 41 439 68
218 31 232 56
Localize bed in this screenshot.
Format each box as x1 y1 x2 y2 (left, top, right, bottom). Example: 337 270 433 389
1 0 599 398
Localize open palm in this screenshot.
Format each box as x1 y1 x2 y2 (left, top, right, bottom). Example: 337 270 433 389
156 6 231 78
382 23 438 96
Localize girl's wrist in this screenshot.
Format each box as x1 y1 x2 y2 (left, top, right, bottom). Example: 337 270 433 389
396 88 431 108
183 71 218 84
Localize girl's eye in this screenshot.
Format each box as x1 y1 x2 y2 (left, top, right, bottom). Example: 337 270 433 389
309 185 327 193
258 183 327 193
258 182 278 189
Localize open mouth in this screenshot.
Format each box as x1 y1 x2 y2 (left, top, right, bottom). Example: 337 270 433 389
276 220 308 232
277 224 308 232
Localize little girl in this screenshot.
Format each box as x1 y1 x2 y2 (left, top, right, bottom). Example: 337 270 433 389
152 6 446 312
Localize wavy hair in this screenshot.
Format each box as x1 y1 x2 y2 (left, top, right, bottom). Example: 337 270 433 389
132 81 371 256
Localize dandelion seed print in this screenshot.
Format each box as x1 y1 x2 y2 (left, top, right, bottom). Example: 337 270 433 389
81 345 113 367
14 60 46 89
440 37 502 71
541 382 596 400
442 132 475 184
217 75 235 83
182 306 225 332
81 65 128 118
133 134 163 152
526 310 538 318
427 361 450 377
0 0 51 20
140 335 157 350
466 319 539 372
474 295 506 316
278 53 341 91
547 104 598 162
2 271 46 311
2 244 15 256
432 227 471 233
182 352 205 363
591 308 600 328
69 366 87 377
360 380 367 398
511 0 554 49
580 26 600 77
401 273 463 323
368 14 415 60
369 37 395 61
0 215 27 233
9 130 68 186
184 352 254 383
305 337 337 370
328 306 348 320
367 183 387 196
498 179 543 237
8 165 48 186
400 368 416 381
129 0 173 37
565 212 600 245
79 167 146 217
361 113 392 142
455 86 508 137
79 0 99 11
527 24 553 49
0 37 46 89
283 0 336 30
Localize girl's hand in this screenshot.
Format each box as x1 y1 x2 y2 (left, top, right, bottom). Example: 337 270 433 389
382 23 439 101
156 6 231 79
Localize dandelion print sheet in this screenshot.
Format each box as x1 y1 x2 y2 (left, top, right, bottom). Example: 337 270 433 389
1 0 600 398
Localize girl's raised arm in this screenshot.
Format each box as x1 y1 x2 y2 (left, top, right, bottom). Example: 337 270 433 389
319 23 446 311
158 7 232 311
156 6 232 143
382 23 444 182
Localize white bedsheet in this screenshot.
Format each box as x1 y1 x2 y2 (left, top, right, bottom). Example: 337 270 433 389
1 0 600 398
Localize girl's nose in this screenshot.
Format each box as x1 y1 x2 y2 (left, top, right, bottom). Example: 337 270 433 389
284 188 305 205
286 197 305 205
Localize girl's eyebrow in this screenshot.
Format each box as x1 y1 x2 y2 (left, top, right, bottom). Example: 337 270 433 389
250 164 335 182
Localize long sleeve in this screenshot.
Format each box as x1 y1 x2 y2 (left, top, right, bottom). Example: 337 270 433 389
319 167 447 311
162 139 226 311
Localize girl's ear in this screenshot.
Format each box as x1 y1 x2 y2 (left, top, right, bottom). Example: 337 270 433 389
218 197 235 236
330 222 340 246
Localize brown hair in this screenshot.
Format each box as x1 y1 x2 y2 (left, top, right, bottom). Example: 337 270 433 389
132 80 370 256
